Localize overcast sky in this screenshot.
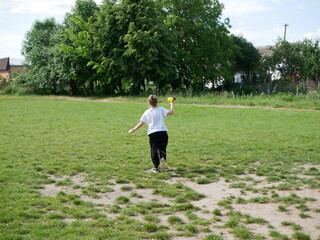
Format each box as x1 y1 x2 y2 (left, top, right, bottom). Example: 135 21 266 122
0 0 319 59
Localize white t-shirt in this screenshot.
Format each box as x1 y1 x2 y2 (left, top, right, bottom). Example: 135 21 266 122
140 107 169 135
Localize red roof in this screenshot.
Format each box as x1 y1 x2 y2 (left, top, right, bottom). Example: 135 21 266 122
0 57 9 71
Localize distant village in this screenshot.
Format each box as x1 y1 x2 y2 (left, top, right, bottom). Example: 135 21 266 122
0 57 24 81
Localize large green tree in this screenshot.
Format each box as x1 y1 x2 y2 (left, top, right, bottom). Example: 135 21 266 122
266 39 320 85
89 0 129 94
161 0 233 91
22 18 68 94
296 38 320 82
266 40 305 83
122 0 175 94
90 0 174 94
61 0 100 95
230 35 261 83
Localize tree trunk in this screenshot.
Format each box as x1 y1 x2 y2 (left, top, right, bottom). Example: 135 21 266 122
69 79 79 95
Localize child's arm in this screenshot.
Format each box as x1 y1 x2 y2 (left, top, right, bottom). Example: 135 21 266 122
128 121 145 134
167 101 174 115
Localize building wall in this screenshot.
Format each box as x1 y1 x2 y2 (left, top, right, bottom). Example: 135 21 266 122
10 65 24 77
0 70 10 80
0 66 24 81
307 79 317 89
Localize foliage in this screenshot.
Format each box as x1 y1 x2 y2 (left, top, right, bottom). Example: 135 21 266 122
22 18 66 94
18 1 319 96
20 0 237 95
230 34 262 83
161 0 233 91
60 0 101 95
265 38 320 83
90 0 175 94
296 38 320 80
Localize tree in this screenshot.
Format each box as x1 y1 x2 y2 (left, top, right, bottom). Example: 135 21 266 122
90 0 174 95
61 0 100 95
122 0 175 94
22 18 67 94
260 38 320 94
266 40 305 83
89 0 129 94
230 35 261 83
296 38 320 82
160 0 233 91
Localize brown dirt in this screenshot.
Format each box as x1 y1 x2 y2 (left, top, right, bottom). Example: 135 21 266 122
40 171 320 239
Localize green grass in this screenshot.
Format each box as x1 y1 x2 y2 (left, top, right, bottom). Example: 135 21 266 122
212 208 222 216
0 97 320 239
167 215 184 225
143 214 161 223
292 232 311 240
278 205 289 212
25 91 319 110
205 233 224 240
281 221 302 231
231 225 252 239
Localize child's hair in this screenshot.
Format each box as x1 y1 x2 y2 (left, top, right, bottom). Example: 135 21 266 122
148 94 158 107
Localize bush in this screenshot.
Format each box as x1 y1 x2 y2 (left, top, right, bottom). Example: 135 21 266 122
306 90 320 101
0 84 33 96
0 73 34 95
0 78 9 89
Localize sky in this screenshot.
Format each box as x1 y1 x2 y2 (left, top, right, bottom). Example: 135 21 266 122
0 0 319 59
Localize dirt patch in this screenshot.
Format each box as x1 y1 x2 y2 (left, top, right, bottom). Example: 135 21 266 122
40 171 320 239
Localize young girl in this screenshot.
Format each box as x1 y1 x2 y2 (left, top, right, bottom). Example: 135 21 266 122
128 95 174 172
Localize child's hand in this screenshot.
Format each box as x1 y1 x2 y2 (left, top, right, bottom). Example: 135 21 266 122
128 129 135 134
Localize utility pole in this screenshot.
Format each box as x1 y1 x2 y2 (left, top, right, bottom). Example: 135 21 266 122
284 24 289 41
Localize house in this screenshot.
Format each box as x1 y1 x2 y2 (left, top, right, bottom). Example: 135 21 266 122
256 45 282 82
257 46 318 89
257 45 273 58
234 73 246 83
0 57 24 81
232 46 275 84
0 57 10 80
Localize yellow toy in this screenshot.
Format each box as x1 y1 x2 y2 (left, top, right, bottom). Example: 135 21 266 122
167 97 176 102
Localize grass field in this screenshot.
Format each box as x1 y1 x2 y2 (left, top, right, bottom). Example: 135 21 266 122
0 97 319 240
62 91 320 110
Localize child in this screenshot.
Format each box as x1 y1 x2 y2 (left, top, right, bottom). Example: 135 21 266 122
128 94 174 172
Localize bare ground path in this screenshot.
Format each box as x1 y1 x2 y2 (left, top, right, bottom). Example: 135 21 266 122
1 95 319 111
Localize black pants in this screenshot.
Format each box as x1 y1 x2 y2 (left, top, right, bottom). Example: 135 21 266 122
148 131 168 168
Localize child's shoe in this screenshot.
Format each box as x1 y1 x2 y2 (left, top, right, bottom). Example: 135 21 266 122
151 168 159 173
159 158 167 172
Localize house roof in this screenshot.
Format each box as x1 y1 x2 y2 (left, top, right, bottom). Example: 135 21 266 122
0 57 9 71
257 45 273 57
